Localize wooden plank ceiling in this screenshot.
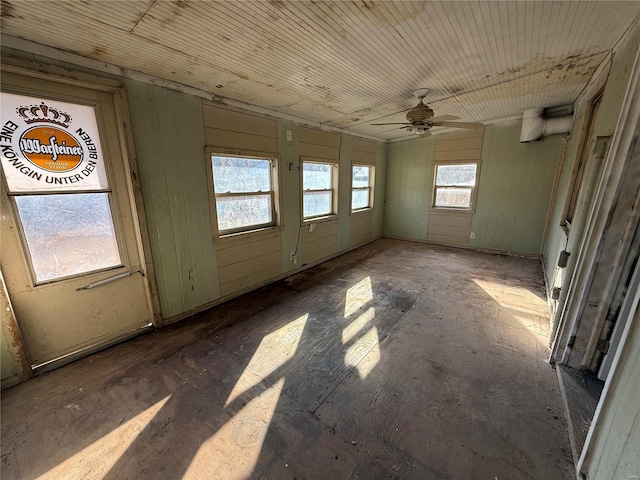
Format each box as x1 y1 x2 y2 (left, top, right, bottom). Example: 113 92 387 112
2 1 639 141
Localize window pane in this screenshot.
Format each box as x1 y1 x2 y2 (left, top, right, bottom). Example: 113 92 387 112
15 193 121 282
435 187 472 208
436 164 477 186
352 189 370 210
303 163 332 190
212 157 271 193
303 191 332 218
216 194 272 231
352 166 370 188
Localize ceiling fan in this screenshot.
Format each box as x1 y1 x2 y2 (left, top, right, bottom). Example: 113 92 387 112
372 88 483 136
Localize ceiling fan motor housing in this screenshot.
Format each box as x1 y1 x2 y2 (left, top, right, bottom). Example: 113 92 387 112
406 102 435 123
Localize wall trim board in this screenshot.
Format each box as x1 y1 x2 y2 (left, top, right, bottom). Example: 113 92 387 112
541 136 570 250
2 34 124 76
0 61 123 93
539 253 556 319
159 235 383 328
113 88 164 328
0 271 31 387
382 234 542 260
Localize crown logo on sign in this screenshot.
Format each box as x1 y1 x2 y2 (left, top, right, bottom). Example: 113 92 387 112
16 102 72 128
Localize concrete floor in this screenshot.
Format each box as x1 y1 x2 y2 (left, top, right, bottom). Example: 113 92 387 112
1 239 574 479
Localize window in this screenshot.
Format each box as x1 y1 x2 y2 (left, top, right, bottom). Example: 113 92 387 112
210 154 277 234
302 160 338 220
15 193 121 282
432 162 478 210
351 165 374 212
1 92 122 283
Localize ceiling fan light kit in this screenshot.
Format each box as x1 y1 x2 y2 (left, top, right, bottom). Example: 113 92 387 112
371 88 483 136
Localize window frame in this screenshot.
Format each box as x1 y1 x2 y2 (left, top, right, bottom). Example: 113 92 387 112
561 90 603 234
9 191 125 285
206 148 280 238
430 160 480 212
351 163 375 213
1 90 128 286
301 156 339 222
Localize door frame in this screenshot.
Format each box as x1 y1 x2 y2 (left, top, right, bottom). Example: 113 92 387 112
550 42 640 369
0 54 162 381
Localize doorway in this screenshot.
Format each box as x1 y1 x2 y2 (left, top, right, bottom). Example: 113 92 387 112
1 71 154 371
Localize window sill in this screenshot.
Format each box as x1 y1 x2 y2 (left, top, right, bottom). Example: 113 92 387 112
429 207 475 214
350 207 374 216
303 215 338 224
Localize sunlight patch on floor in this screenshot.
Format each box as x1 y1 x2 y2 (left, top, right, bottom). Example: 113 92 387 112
36 395 171 480
472 278 548 316
184 378 285 480
225 314 308 407
344 276 373 319
344 326 380 380
513 314 550 341
342 306 375 344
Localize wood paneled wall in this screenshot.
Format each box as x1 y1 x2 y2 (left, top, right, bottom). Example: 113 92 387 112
384 136 435 240
301 220 339 265
427 211 474 246
216 231 282 297
128 84 385 322
300 126 340 159
203 103 285 297
471 121 560 254
126 81 220 319
426 128 484 246
299 127 341 265
385 121 562 256
203 104 278 153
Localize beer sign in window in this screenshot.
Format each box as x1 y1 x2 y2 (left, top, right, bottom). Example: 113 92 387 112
0 92 109 192
1 92 120 283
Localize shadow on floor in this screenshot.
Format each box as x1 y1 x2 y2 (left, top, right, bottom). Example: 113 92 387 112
1 239 575 480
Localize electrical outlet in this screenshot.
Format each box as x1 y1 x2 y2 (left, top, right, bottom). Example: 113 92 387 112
470 232 476 239
290 252 297 264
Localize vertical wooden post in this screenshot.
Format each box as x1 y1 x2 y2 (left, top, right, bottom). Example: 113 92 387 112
1 269 31 386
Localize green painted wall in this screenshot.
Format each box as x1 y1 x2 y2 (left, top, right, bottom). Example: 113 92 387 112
337 135 353 251
373 142 387 237
127 80 385 320
126 80 220 319
277 119 302 273
471 121 561 254
383 135 435 240
384 122 561 255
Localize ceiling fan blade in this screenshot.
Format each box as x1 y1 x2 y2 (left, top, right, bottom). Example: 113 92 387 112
428 115 460 123
431 121 483 129
371 122 412 126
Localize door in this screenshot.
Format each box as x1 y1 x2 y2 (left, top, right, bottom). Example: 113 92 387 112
1 72 154 370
